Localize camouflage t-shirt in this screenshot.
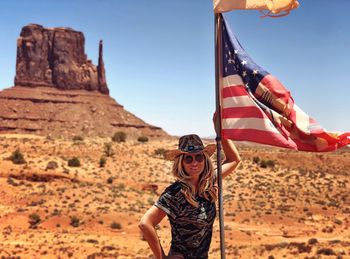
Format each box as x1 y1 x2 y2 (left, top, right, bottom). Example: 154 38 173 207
154 181 216 259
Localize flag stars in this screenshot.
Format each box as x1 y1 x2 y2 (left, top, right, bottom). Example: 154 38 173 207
241 60 247 66
234 50 238 54
228 58 235 64
242 71 247 77
253 69 258 76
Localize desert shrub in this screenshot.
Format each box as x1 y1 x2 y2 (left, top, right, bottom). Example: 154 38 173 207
253 156 260 164
29 213 41 228
51 209 61 216
112 131 126 142
70 216 80 227
68 157 80 167
260 159 275 168
9 148 26 164
290 242 311 253
107 177 114 184
86 239 98 244
138 136 149 143
266 160 275 167
322 226 334 233
328 239 341 244
154 148 166 157
260 160 267 168
225 212 236 217
308 238 318 245
316 248 336 256
334 219 342 225
7 177 18 187
46 161 58 170
72 135 84 141
110 222 122 229
104 142 114 157
29 199 46 207
99 156 106 168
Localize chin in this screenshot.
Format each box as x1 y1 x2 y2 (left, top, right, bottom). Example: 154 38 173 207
189 169 204 175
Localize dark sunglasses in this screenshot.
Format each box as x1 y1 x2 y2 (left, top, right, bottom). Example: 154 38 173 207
183 153 204 164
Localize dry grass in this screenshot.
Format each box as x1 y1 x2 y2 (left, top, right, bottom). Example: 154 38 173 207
0 134 349 258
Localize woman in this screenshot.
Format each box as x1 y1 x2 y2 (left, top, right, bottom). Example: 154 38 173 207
139 129 240 258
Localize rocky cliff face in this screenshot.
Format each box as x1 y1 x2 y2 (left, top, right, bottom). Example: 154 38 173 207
0 24 167 138
0 86 166 137
15 24 109 94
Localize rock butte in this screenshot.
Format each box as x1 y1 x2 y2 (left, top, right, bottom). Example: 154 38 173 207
0 24 167 138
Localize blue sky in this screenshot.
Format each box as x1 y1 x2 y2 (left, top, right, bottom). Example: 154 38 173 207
1 0 349 137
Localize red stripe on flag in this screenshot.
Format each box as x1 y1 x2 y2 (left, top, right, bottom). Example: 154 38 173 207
260 74 291 101
222 85 247 98
222 128 297 150
222 106 265 119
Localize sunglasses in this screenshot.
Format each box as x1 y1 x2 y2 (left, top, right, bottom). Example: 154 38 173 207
183 153 205 164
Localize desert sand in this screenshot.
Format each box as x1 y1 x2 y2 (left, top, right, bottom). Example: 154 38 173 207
0 134 349 258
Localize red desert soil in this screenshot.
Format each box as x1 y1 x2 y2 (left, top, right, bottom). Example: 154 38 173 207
0 134 349 258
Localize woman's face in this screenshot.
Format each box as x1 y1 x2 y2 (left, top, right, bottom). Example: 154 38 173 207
182 152 205 177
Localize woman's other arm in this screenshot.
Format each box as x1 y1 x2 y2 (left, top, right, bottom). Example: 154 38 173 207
139 206 167 259
221 138 241 179
213 112 241 179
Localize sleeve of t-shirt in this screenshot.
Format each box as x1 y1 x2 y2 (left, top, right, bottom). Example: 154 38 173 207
154 184 178 219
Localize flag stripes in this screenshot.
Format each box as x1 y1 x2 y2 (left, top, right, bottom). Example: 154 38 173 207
219 14 350 152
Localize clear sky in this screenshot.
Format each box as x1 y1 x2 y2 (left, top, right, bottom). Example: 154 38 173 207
1 0 349 137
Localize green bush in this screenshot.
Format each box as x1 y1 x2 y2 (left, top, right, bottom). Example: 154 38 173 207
316 248 336 256
9 148 26 164
46 161 58 170
29 213 41 227
72 135 84 141
99 156 106 167
68 157 80 167
110 222 122 229
112 131 126 142
260 160 267 168
138 136 149 143
259 159 275 168
308 238 318 245
252 156 260 164
107 177 114 184
70 216 80 227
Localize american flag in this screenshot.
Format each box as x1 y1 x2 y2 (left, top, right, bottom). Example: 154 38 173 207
220 14 350 151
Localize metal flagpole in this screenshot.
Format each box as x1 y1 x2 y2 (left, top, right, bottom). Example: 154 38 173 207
214 13 226 259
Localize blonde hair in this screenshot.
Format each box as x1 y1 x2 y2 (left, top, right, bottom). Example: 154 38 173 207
172 152 217 207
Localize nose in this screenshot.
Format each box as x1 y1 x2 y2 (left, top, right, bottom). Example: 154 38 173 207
192 159 199 165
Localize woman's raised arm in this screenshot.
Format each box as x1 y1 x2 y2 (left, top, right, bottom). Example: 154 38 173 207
213 112 241 179
221 138 241 179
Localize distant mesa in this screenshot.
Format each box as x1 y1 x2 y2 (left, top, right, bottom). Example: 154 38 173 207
0 24 167 138
15 24 108 94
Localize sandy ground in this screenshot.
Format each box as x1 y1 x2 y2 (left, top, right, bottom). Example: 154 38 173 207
0 133 349 258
